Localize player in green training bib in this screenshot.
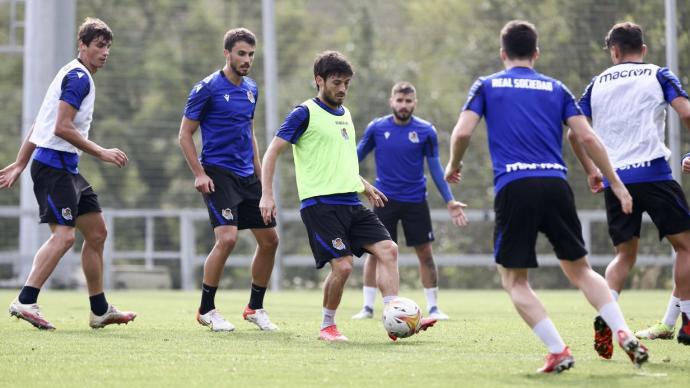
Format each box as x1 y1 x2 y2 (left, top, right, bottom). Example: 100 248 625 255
260 51 436 342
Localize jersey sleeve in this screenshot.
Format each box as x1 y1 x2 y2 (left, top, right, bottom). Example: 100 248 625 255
183 82 212 121
560 82 584 123
578 77 596 118
276 105 310 144
461 78 485 116
59 69 91 110
356 121 377 161
657 67 689 103
422 127 440 158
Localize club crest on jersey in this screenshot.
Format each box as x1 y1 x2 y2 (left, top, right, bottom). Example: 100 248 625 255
384 131 390 139
61 208 73 221
332 238 346 250
224 94 230 102
341 128 349 140
247 90 255 103
408 131 419 143
221 208 234 220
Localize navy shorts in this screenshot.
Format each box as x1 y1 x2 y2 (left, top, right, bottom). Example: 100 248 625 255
374 198 434 246
202 164 276 230
494 178 588 268
300 203 391 269
605 180 690 246
31 160 101 227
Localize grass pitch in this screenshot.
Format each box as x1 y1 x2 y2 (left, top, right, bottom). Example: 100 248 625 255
0 289 688 387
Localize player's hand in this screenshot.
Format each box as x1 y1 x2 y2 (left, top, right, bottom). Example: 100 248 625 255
683 157 690 174
363 181 387 208
609 181 633 215
0 162 24 189
447 200 468 227
99 147 128 168
444 162 462 184
587 171 604 193
259 195 277 225
194 173 215 194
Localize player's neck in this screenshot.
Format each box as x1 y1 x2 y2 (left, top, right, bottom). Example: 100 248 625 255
77 56 97 75
503 58 534 70
615 54 644 64
392 116 411 126
222 66 243 85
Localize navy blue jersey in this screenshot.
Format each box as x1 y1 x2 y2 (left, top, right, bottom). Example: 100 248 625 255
184 71 258 177
357 115 439 202
463 67 582 193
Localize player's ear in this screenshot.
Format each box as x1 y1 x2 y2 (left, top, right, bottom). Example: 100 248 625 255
640 44 647 57
533 47 540 62
499 48 507 61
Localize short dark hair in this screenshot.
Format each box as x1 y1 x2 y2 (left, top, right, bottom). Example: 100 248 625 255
313 51 353 81
78 17 112 46
224 28 256 51
604 22 644 55
391 81 416 96
500 20 538 60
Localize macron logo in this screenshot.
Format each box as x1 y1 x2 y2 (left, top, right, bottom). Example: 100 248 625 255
505 162 566 173
224 94 230 102
76 72 84 78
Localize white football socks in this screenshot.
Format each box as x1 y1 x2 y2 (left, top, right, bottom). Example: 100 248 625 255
532 318 566 354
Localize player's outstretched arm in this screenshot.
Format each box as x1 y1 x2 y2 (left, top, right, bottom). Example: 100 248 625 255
445 110 480 183
0 125 36 189
54 101 127 167
427 155 468 227
567 115 632 214
360 176 387 208
566 128 603 193
178 116 214 194
260 136 290 225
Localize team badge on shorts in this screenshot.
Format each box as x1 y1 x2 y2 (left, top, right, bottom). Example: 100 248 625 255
222 208 234 221
384 131 390 139
341 128 349 141
332 238 346 250
247 90 255 103
61 208 73 221
408 131 419 143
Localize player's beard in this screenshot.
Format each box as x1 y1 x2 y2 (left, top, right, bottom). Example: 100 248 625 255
322 90 345 107
393 108 413 122
231 62 251 76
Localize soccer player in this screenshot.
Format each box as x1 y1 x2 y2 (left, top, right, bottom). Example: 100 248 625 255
570 22 690 349
260 51 435 341
179 28 279 332
352 82 467 321
0 18 136 330
445 20 648 373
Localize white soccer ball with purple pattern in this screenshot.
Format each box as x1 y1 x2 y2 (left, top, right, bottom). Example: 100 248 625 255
382 297 422 339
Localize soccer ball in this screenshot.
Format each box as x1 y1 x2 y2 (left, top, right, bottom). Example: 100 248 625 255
382 297 422 339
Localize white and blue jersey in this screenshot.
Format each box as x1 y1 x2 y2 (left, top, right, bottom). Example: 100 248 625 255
357 115 452 203
580 63 688 186
463 67 582 193
184 71 258 177
30 58 95 174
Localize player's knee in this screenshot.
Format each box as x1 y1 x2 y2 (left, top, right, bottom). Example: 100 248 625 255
53 228 76 249
86 227 108 246
377 241 398 263
258 232 279 251
332 259 353 277
215 233 237 251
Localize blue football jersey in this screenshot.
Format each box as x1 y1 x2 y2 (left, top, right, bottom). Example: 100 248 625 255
357 115 438 202
463 67 582 193
184 70 259 177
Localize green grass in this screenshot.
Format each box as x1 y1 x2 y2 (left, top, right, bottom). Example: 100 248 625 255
0 289 688 387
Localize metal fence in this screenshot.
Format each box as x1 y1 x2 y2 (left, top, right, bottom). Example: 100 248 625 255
0 207 673 290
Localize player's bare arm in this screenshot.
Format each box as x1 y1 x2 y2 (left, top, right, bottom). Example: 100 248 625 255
0 125 37 189
250 119 262 179
54 101 127 168
670 97 690 174
566 128 604 193
567 115 632 214
445 110 480 183
178 116 214 194
260 136 289 224
360 176 387 208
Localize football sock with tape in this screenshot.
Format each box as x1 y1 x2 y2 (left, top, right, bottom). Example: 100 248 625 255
248 283 267 310
18 286 40 305
199 283 218 315
89 292 109 316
